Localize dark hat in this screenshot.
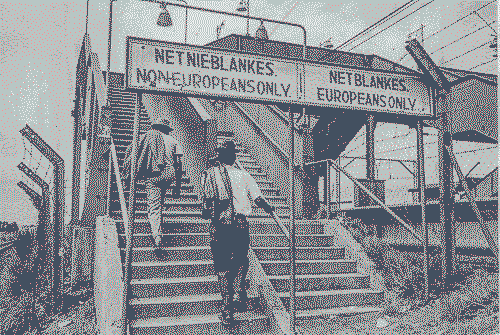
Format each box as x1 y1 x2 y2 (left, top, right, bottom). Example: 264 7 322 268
152 118 173 132
216 140 240 153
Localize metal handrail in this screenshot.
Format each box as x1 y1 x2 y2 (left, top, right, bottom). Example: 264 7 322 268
446 145 498 258
109 139 131 335
233 102 289 160
234 160 290 239
305 158 423 243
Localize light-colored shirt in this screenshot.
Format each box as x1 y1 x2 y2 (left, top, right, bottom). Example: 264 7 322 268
160 133 183 166
201 164 262 216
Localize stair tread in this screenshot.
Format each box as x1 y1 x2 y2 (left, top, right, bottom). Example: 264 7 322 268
296 306 384 318
252 246 342 250
278 288 384 298
121 246 211 251
131 275 218 285
132 260 213 267
119 233 209 237
268 273 368 279
131 311 267 327
260 260 354 264
130 293 220 305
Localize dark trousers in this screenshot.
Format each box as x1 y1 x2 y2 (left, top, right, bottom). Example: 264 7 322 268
210 214 250 309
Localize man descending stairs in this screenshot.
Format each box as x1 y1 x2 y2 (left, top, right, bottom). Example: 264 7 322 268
107 88 384 334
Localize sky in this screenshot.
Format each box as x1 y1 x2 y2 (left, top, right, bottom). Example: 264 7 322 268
0 0 497 225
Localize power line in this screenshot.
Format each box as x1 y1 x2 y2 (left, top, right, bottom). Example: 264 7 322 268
443 41 490 64
429 21 496 55
400 0 497 61
347 0 435 52
334 0 415 51
469 58 496 70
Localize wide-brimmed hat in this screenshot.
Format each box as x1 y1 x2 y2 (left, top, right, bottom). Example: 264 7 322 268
216 140 240 153
152 118 173 132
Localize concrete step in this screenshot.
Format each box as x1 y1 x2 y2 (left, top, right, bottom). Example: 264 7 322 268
131 275 219 298
296 306 384 319
252 247 344 261
131 260 213 279
110 191 198 204
260 260 357 276
239 164 262 173
255 180 274 188
130 311 270 335
259 187 280 197
115 201 202 213
248 207 289 218
279 289 385 311
250 234 336 248
115 218 210 235
118 233 210 248
123 246 212 263
248 220 323 235
269 273 371 292
236 157 256 163
130 294 220 319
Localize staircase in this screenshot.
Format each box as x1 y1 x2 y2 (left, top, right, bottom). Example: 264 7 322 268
107 88 384 334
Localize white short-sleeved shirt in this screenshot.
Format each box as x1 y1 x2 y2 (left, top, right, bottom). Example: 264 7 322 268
201 164 262 216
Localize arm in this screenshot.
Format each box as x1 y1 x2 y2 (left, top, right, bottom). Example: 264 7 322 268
255 196 275 214
244 172 275 214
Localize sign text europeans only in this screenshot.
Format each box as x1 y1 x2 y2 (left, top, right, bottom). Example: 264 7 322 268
126 37 299 104
304 64 433 116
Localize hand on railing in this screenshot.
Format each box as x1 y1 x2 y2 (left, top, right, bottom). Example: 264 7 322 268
173 154 183 199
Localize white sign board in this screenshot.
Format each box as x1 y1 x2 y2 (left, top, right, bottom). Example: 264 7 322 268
303 64 433 116
126 37 434 117
126 37 300 104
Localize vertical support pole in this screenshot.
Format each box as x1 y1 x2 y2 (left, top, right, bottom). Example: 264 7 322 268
122 92 141 335
246 1 250 37
336 157 340 211
184 7 188 44
366 115 375 180
438 111 455 289
71 88 83 226
417 121 428 301
289 106 297 334
325 160 331 219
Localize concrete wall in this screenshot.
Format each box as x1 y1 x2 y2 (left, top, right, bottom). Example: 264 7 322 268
94 216 123 335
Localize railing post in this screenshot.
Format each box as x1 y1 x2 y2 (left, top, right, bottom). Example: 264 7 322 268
325 160 331 219
366 115 376 180
438 111 456 288
417 121 428 302
289 106 297 334
122 92 142 335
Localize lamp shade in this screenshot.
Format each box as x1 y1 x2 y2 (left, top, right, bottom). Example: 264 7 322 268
255 20 268 40
157 3 173 27
236 0 248 12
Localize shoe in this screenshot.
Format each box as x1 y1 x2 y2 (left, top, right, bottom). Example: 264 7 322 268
154 248 164 259
221 308 239 331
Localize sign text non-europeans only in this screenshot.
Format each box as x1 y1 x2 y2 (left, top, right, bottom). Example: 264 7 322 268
126 37 300 104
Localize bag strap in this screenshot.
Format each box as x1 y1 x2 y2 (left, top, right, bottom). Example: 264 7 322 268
218 163 235 220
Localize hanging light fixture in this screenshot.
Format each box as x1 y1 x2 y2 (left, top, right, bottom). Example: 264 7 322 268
236 0 248 12
157 3 173 27
255 20 268 40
